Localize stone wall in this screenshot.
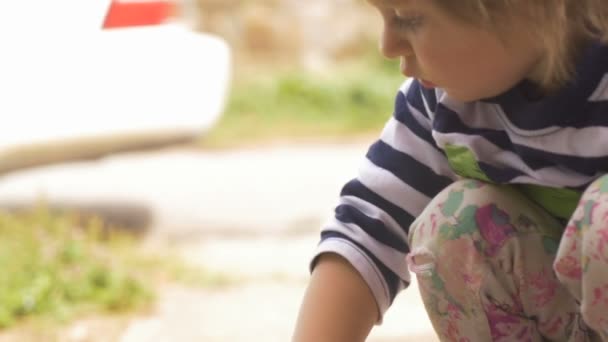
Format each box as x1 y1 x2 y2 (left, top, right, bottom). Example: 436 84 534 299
193 0 382 69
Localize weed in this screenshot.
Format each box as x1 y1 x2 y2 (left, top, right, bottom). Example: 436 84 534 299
202 53 404 147
0 206 230 330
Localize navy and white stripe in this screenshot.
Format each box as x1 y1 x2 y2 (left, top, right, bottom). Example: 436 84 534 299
313 42 608 319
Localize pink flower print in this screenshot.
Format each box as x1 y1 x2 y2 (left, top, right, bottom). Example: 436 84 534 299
527 268 558 307
463 272 482 290
594 227 608 263
444 307 468 342
441 303 462 341
485 302 522 341
437 238 484 304
445 320 461 341
447 302 463 320
564 224 579 239
554 255 582 280
540 316 565 337
431 213 438 235
444 315 473 342
475 204 516 257
417 222 426 239
592 284 608 307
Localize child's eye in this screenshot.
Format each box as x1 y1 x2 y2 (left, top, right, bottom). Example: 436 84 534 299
393 13 424 32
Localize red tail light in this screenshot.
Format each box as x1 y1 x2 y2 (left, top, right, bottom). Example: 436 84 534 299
103 0 174 29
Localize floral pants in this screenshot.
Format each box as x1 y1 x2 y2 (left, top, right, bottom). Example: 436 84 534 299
407 176 608 341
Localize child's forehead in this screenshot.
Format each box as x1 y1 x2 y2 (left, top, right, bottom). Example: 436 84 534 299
367 0 427 10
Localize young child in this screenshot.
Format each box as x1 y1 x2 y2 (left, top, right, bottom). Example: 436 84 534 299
293 0 608 341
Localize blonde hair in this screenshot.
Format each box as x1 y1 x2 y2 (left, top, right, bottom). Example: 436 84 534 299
433 0 608 90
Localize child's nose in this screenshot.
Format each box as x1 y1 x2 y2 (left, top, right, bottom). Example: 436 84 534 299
380 26 413 59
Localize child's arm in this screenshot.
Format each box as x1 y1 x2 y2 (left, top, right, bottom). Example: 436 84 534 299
294 80 454 340
292 253 378 342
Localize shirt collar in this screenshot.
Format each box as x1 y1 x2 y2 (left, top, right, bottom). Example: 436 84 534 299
480 41 608 130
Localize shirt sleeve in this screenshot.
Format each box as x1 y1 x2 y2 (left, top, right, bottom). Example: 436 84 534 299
311 78 457 320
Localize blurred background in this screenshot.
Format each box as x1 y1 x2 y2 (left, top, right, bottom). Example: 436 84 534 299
197 0 401 147
0 0 437 341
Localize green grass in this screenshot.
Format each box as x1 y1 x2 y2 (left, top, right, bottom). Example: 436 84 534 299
202 53 404 147
0 206 229 330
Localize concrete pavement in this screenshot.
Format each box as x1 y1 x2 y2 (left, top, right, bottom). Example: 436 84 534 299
0 142 438 341
0 143 366 238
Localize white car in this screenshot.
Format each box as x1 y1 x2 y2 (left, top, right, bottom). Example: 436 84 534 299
0 0 231 173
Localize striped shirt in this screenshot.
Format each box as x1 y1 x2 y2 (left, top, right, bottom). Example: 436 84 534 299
313 42 608 317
